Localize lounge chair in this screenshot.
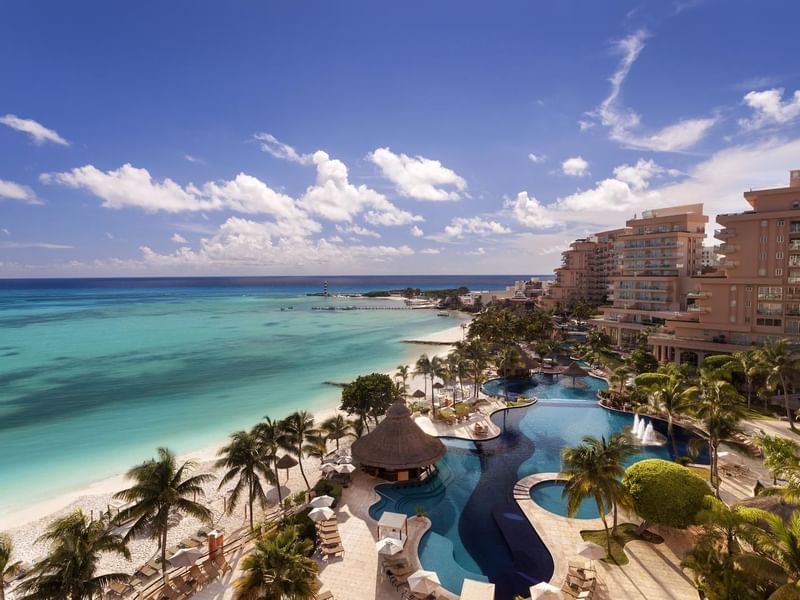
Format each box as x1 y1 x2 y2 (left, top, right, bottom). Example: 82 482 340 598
201 561 220 582
212 554 232 575
180 536 204 549
316 592 334 600
136 564 159 579
320 543 344 558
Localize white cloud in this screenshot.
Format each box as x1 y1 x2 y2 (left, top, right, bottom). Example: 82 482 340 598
0 179 40 204
1 228 10 236
253 133 312 165
562 156 589 177
410 225 424 237
368 147 467 201
419 248 440 255
184 154 203 163
466 247 486 256
527 153 546 163
105 232 115 240
578 120 595 131
0 114 69 146
593 31 716 151
438 216 511 240
0 241 73 249
505 191 557 228
740 88 800 130
611 159 664 190
171 233 188 244
336 224 381 238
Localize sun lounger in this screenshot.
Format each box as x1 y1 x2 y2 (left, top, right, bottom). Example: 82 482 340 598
212 554 232 575
320 543 344 557
161 584 188 600
316 592 334 600
180 536 204 549
201 561 220 581
137 564 159 579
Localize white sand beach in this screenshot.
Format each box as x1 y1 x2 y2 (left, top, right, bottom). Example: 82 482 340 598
2 316 469 594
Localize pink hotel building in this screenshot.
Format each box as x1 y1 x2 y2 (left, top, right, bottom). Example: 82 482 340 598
578 170 800 365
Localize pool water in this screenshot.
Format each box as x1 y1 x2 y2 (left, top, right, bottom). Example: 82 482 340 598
369 374 706 600
530 480 602 519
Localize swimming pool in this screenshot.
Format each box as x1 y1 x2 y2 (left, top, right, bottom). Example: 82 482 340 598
530 480 602 519
369 374 706 600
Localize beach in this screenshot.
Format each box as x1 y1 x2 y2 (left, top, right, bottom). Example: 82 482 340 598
1 320 467 590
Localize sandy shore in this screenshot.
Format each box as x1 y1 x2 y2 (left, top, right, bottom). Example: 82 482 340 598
2 316 468 594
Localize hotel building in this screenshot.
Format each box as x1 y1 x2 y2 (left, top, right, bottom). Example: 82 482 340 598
539 228 627 311
589 204 708 348
648 170 800 365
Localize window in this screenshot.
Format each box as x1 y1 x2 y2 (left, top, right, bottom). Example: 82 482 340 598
794 202 800 209
778 235 785 243
791 269 800 284
777 269 784 276
787 320 800 334
758 287 783 299
757 302 783 315
791 256 800 267
779 220 786 226
761 236 768 243
757 317 783 327
762 220 769 227
777 252 785 260
760 268 767 276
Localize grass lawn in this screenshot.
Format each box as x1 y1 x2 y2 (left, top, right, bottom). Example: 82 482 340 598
580 523 664 566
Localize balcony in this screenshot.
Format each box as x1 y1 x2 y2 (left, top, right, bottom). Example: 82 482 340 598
687 290 711 299
718 243 738 254
717 228 736 238
721 259 740 268
688 305 710 313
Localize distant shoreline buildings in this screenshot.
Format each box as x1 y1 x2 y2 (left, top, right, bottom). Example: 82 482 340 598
539 170 800 366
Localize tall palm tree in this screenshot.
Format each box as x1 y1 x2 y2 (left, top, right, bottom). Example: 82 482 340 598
282 411 318 492
234 526 318 600
758 339 800 429
114 448 212 576
740 511 800 596
414 354 432 404
348 417 366 439
689 378 747 498
395 364 410 399
609 365 631 395
458 339 490 399
561 437 617 555
254 417 288 506
0 534 22 600
320 414 351 451
429 355 446 413
216 429 274 531
599 434 636 533
635 369 696 458
726 350 760 409
302 434 328 467
17 511 129 600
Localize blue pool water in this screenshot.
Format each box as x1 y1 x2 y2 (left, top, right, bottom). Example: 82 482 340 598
530 480 602 519
370 374 706 600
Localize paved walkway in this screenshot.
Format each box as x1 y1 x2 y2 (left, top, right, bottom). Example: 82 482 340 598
516 472 699 600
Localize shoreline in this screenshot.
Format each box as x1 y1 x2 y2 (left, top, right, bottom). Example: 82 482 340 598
1 319 467 537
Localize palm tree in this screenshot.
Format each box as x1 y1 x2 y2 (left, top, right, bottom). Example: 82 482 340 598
0 534 22 600
600 434 636 533
414 354 432 404
254 417 288 506
635 369 696 458
348 417 366 439
610 365 631 394
114 448 212 576
216 429 274 531
281 411 318 492
561 436 618 555
320 414 351 451
726 350 760 409
17 510 129 600
740 511 800 596
234 526 318 600
689 378 747 498
395 364 410 399
494 346 524 401
458 339 490 399
758 339 800 429
302 434 328 467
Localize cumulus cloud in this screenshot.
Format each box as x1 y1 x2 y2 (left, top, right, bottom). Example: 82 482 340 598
419 248 440 255
253 132 312 165
437 216 511 240
171 233 188 244
0 114 69 146
562 156 589 177
505 192 557 228
0 179 41 204
740 88 800 130
410 225 424 237
368 147 467 201
336 224 381 238
591 31 716 151
466 247 486 256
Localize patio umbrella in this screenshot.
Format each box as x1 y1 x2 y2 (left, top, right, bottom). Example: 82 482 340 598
576 541 606 568
529 582 564 600
321 462 337 473
276 455 298 482
460 578 496 600
168 548 204 568
308 507 336 522
309 494 335 509
335 463 356 474
375 537 404 556
408 569 441 595
432 382 444 389
411 389 426 399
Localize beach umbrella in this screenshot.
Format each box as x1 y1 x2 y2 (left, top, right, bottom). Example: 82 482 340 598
375 537 404 556
408 569 441 595
576 541 606 568
411 389 426 399
321 462 337 473
336 455 353 464
529 582 564 600
432 381 444 389
460 578 496 600
308 507 336 522
168 548 204 568
276 454 298 482
335 463 356 474
309 494 335 509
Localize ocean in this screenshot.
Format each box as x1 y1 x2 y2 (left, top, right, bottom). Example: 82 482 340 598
0 275 543 516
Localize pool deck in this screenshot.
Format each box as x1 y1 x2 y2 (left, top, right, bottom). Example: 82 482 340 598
516 472 700 600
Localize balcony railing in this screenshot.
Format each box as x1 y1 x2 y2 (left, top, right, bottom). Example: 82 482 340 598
687 290 711 299
717 228 736 238
718 243 738 254
687 305 710 313
721 259 740 268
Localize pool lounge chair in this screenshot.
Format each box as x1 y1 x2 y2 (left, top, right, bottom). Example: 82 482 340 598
320 543 345 558
315 592 334 600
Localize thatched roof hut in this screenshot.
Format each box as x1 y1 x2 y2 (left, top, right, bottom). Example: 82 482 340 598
560 361 589 379
352 401 446 482
276 455 298 469
411 389 426 399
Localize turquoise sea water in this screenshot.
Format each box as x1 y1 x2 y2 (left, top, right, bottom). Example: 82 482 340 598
0 277 502 516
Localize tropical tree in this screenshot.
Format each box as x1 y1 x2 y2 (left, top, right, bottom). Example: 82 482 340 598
347 417 366 439
320 414 351 451
395 364 410 399
301 434 328 467
757 339 800 429
754 433 800 485
727 350 761 409
688 378 747 497
609 365 631 395
114 448 212 576
254 417 288 506
430 355 447 408
281 411 318 492
234 526 318 600
741 511 800 597
339 373 397 429
625 347 659 375
414 354 432 404
216 429 274 530
17 511 129 600
600 434 637 533
0 534 22 600
456 339 490 399
635 368 697 458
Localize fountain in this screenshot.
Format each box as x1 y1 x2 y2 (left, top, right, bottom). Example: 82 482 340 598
629 415 665 446
642 421 656 445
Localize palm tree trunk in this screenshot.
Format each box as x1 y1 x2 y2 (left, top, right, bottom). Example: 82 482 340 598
249 480 255 530
711 443 721 499
1 581 6 600
746 376 752 409
597 496 612 556
274 461 283 506
782 375 795 431
297 448 311 491
161 527 168 578
667 416 678 460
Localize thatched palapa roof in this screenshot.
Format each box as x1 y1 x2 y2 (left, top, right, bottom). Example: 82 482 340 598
560 361 589 378
276 455 298 469
352 401 446 471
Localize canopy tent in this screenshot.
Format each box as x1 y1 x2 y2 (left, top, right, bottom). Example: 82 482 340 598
377 511 409 541
460 578 496 600
168 548 204 568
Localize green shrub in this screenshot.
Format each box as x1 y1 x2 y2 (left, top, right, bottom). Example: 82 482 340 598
623 459 709 529
281 509 316 552
292 490 307 506
313 479 343 507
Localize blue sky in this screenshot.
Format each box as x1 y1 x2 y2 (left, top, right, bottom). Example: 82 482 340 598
1 0 799 276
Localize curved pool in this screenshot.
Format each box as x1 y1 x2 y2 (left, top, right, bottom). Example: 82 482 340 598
530 480 603 519
369 374 706 600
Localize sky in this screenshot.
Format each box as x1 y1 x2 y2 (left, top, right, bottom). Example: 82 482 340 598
1 0 799 277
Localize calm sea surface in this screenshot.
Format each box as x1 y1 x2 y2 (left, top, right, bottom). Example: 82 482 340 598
0 275 543 514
